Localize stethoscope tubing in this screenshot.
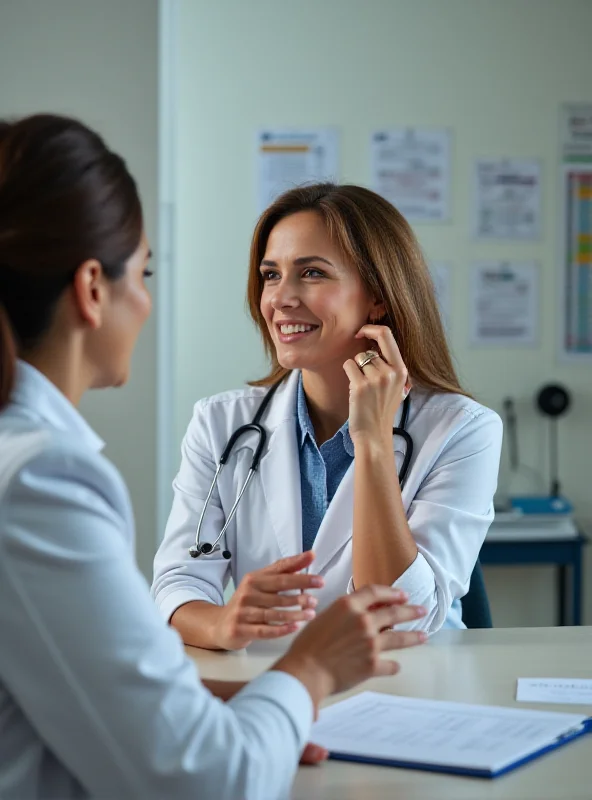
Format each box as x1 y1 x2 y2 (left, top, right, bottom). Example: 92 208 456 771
190 382 413 558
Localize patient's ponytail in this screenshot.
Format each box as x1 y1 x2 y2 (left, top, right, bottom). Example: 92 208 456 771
0 113 143 411
0 301 16 410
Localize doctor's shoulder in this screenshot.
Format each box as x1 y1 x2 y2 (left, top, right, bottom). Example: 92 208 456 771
185 384 269 452
410 389 503 450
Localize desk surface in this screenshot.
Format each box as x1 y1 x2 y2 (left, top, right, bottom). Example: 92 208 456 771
186 627 592 800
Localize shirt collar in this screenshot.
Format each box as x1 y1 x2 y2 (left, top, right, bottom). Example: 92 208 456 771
295 373 355 457
9 360 105 453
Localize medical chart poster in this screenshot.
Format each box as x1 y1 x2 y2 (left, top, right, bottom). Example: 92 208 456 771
429 262 451 331
561 104 592 163
559 166 592 360
257 128 339 213
470 262 539 346
471 159 542 241
370 128 451 222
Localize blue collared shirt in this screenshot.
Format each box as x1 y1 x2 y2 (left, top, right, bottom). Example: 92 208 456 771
296 374 354 551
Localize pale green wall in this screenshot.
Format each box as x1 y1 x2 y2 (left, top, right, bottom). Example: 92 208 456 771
174 0 592 626
0 0 159 578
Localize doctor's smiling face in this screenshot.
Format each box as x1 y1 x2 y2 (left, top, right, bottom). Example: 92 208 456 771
249 183 459 395
259 211 384 375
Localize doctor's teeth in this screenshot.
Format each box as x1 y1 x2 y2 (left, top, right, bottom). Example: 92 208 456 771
280 324 314 334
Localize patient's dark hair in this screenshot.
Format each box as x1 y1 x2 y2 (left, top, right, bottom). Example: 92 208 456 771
0 113 142 409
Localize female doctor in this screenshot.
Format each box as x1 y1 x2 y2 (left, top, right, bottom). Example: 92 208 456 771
0 116 427 800
153 183 503 650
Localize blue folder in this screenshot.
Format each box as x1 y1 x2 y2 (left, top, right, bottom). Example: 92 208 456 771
328 717 592 779
311 692 592 779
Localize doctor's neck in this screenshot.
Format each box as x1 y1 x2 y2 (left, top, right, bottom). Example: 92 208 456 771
301 367 351 446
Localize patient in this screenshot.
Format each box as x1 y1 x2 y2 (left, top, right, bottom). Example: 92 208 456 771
0 113 427 799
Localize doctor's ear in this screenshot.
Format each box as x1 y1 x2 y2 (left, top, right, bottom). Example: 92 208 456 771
368 301 387 324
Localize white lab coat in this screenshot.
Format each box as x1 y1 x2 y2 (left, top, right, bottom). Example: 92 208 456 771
153 370 503 632
0 362 312 800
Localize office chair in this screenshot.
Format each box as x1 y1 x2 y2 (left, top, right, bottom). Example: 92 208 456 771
460 560 492 628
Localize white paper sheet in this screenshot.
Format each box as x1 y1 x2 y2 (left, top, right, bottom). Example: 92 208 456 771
470 261 539 346
472 158 541 240
370 128 451 222
311 692 587 773
257 128 339 213
517 678 592 706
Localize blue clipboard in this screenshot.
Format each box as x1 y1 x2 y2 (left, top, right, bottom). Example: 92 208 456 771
327 717 592 779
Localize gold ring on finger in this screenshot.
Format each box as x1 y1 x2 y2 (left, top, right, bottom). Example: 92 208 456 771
355 350 381 370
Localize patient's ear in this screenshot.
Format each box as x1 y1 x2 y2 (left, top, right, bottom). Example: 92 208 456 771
71 259 106 329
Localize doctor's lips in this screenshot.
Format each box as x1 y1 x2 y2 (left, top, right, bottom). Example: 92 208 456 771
275 320 319 343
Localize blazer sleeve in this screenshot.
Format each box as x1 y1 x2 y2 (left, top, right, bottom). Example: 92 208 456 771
398 407 502 632
152 399 232 621
0 443 312 800
348 407 502 633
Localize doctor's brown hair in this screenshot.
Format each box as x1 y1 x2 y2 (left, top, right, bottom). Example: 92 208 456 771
0 114 142 409
246 182 468 396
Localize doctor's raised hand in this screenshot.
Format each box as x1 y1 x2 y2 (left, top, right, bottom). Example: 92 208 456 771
345 324 410 443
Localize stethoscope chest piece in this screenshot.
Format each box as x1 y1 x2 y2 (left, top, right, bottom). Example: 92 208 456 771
189 542 231 559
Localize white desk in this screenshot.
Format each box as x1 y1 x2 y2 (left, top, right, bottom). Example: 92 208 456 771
186 627 592 799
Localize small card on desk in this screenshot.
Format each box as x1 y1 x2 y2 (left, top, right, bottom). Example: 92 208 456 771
517 678 592 705
311 691 591 779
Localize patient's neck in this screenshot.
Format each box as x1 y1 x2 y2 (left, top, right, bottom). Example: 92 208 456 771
21 335 91 407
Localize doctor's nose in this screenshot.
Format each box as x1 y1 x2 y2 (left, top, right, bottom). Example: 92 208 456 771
270 280 301 311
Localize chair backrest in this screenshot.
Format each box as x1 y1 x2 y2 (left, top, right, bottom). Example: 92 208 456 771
460 560 492 628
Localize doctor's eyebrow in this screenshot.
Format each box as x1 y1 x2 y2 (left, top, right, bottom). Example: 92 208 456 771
260 255 334 267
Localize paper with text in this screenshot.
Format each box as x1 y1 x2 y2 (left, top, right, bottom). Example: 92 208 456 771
312 692 587 772
517 678 592 705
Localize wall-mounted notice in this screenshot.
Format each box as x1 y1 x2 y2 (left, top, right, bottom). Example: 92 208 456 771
429 262 451 331
560 168 592 359
559 105 592 361
370 128 451 222
561 104 592 163
257 128 339 213
472 159 541 240
470 262 539 346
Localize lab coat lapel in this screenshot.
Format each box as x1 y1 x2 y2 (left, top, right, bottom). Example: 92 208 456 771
258 371 303 559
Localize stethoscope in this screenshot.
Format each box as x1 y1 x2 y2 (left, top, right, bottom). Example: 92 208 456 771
189 382 413 560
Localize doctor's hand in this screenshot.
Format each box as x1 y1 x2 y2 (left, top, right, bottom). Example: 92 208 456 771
216 551 323 650
344 325 409 445
274 585 427 714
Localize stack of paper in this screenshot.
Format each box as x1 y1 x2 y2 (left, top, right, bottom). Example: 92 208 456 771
311 691 590 778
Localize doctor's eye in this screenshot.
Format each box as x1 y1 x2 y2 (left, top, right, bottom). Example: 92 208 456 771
302 268 325 279
260 269 280 282
143 269 154 278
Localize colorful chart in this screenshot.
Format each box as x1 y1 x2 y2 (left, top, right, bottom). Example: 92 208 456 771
563 170 592 355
